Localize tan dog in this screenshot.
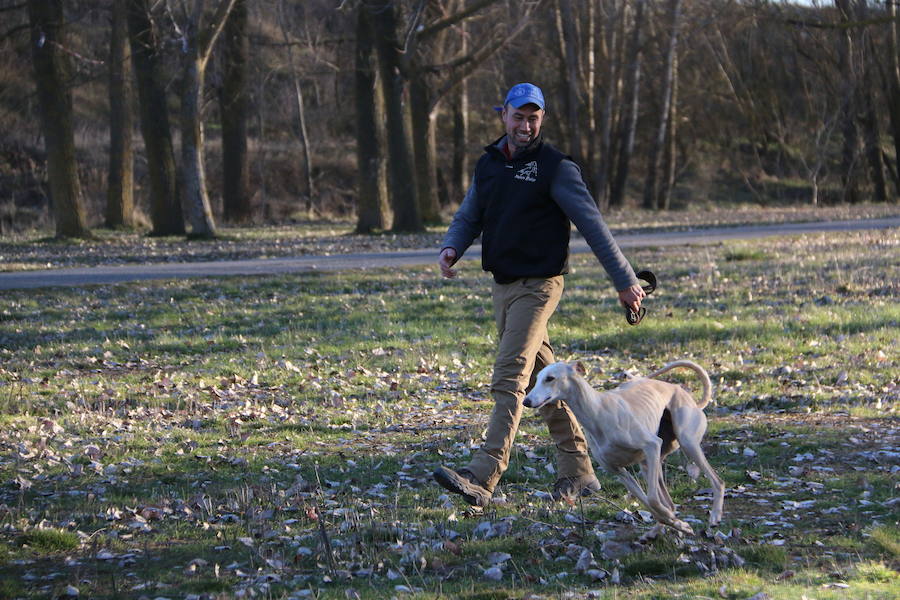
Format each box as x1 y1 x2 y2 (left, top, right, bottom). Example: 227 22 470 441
523 360 724 535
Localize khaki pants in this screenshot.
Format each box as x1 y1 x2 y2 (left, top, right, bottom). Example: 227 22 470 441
467 276 594 491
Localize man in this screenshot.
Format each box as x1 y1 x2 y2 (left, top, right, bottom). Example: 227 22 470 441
433 82 645 506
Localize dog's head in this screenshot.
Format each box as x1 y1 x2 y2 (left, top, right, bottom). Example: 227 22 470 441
523 362 585 409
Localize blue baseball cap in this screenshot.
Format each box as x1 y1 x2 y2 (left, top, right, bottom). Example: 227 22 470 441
503 83 545 110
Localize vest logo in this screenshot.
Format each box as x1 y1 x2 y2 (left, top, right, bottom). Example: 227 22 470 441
514 161 538 182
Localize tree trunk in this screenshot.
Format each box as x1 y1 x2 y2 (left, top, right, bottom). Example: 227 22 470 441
181 54 217 238
886 0 900 199
410 73 440 224
595 0 624 209
643 0 680 211
220 0 251 223
354 4 389 233
278 0 314 217
610 0 645 208
660 48 678 210
835 0 861 204
856 1 886 203
128 0 184 236
451 72 469 204
556 0 583 164
368 0 422 233
27 0 91 239
106 0 134 229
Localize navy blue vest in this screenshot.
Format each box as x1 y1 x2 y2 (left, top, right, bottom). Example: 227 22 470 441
475 138 570 283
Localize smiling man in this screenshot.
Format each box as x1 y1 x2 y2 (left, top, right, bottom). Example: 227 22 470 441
433 83 645 506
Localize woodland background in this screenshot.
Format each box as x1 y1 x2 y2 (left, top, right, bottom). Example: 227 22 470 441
1 0 899 240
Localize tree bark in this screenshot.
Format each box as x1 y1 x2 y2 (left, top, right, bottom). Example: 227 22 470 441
354 4 389 233
610 0 645 208
643 0 680 211
451 61 469 204
128 0 184 236
595 0 624 209
220 0 251 223
368 0 422 233
856 0 886 203
835 0 861 204
555 0 583 165
886 0 900 198
181 54 217 238
177 0 237 239
106 0 134 229
278 0 314 217
660 48 678 210
27 0 91 238
409 73 441 224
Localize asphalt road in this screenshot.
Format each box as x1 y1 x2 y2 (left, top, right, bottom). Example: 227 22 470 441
1 216 898 290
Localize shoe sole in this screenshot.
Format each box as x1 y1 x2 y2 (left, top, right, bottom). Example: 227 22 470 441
433 467 491 507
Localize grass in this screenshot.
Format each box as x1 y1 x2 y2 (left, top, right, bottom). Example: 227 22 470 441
0 227 897 599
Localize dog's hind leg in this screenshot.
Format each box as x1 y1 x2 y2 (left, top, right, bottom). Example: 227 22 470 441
673 407 724 527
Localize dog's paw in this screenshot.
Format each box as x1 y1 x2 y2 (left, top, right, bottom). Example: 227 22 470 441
672 519 695 536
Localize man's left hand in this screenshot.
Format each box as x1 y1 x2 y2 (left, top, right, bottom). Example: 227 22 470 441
618 284 645 314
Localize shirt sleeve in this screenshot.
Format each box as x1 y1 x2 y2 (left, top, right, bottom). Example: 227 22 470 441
441 175 483 258
551 158 638 291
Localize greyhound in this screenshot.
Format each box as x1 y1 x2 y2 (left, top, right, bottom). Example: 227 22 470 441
523 360 724 535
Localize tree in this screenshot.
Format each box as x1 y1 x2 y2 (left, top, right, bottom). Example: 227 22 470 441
367 0 421 232
643 0 681 211
554 0 583 166
219 0 252 223
172 0 238 239
609 0 646 208
277 0 315 218
27 0 91 238
354 3 390 233
107 0 135 229
128 0 184 236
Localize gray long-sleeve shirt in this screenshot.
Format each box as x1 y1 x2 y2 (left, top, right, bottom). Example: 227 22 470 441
442 139 638 292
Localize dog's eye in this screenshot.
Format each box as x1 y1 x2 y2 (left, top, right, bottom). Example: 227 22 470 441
544 376 555 383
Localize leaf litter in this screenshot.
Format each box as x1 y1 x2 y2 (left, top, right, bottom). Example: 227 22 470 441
0 228 897 598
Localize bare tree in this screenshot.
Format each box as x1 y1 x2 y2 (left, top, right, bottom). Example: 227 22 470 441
855 0 886 203
554 0 583 165
277 0 315 218
354 1 389 233
643 0 680 211
367 0 421 232
27 0 92 238
219 0 252 223
884 0 900 196
107 0 135 229
170 0 237 239
609 0 646 208
128 0 184 236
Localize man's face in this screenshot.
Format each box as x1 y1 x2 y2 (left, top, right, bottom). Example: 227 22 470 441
501 103 544 151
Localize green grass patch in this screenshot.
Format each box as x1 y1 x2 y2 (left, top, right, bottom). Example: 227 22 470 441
0 228 897 599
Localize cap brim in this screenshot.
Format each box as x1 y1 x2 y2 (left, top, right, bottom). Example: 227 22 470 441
507 96 544 110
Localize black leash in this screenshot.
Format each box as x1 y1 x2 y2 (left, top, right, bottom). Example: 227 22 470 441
625 270 657 326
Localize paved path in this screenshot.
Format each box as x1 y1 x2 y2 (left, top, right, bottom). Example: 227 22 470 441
1 217 898 290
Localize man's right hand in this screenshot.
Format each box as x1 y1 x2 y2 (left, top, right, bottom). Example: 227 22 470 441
438 247 458 278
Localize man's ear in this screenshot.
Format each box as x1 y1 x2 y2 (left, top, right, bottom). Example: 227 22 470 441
574 361 586 376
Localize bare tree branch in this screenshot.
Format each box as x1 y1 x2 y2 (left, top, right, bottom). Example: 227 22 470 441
419 0 499 40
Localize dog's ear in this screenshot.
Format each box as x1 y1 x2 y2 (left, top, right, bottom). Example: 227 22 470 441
574 362 587 376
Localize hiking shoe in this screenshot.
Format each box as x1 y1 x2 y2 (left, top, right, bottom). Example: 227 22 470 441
551 474 601 501
433 466 492 507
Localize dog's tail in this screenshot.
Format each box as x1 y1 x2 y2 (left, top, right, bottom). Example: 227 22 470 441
647 360 713 410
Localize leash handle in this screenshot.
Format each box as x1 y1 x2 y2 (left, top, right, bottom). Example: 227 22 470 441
625 270 657 326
